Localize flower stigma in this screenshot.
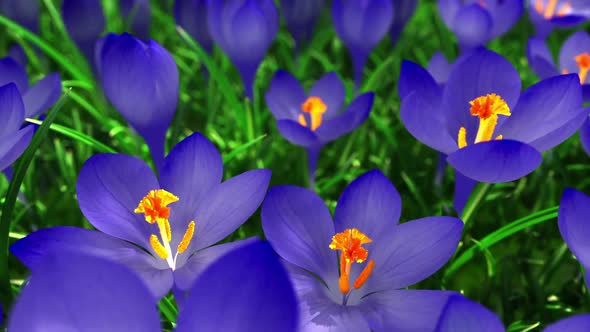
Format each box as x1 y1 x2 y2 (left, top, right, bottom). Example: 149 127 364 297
298 96 327 131
134 189 196 270
457 93 510 149
534 0 572 19
329 228 375 305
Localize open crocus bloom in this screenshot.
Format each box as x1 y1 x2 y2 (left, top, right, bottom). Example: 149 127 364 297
9 240 299 331
11 132 271 299
262 170 463 331
399 48 586 183
437 0 523 51
528 0 590 38
266 70 374 148
528 31 590 102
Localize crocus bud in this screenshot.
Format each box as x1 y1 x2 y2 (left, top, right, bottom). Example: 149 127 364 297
119 0 151 41
332 0 393 89
0 83 34 172
208 0 279 99
280 0 326 48
175 0 214 54
100 33 179 172
390 0 417 45
0 0 39 33
62 0 106 61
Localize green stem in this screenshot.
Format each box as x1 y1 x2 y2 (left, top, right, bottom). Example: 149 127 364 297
460 182 492 224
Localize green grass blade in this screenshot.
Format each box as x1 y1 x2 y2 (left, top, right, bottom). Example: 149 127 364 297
24 119 116 153
444 206 559 280
0 90 69 309
223 134 267 163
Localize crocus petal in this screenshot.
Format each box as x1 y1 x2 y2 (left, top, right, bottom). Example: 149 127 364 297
362 290 454 332
309 72 346 120
10 226 173 299
447 140 542 183
488 0 523 39
174 0 214 53
398 60 442 101
173 238 257 290
175 240 298 332
188 169 271 253
62 0 106 59
334 170 401 242
23 73 62 118
365 216 463 292
119 0 151 41
315 92 374 143
0 126 33 172
277 119 319 147
451 4 493 49
558 189 590 268
437 0 462 27
265 70 306 121
390 0 418 44
544 314 590 332
0 58 28 93
559 31 590 80
435 294 505 332
262 185 338 283
8 45 27 67
0 0 39 33
580 117 590 156
76 153 160 249
526 37 559 80
400 91 457 155
443 49 521 143
228 1 274 65
499 74 583 152
453 170 478 216
0 83 25 133
159 132 223 246
280 0 325 45
8 253 161 331
428 52 453 85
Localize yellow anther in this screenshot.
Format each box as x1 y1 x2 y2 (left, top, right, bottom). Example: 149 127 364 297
575 53 590 84
535 0 572 18
353 260 375 289
150 234 169 260
134 189 179 224
164 220 172 243
177 221 196 254
458 127 467 149
300 97 327 131
458 94 510 149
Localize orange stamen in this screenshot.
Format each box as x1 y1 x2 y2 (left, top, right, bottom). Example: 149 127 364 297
330 228 373 295
150 234 169 260
177 221 196 254
300 97 327 131
557 3 572 16
535 0 572 18
134 189 179 224
458 94 510 149
353 260 375 289
544 0 559 18
575 53 590 84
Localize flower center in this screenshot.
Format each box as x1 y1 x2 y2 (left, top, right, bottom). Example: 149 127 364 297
329 228 375 303
298 96 327 131
134 189 195 270
534 0 571 19
457 93 511 149
563 53 590 84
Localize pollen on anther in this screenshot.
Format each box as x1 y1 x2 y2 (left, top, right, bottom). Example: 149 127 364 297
469 94 510 120
134 189 179 224
150 234 169 260
177 221 196 254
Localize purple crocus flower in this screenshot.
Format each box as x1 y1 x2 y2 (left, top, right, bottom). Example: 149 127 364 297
544 314 590 332
437 0 523 52
0 0 39 33
62 0 106 61
399 48 586 185
208 0 279 100
262 170 463 331
174 0 214 53
527 32 590 102
332 0 393 89
99 33 179 172
11 132 272 300
435 294 505 331
527 0 590 39
390 0 418 45
265 70 374 187
280 0 325 48
9 240 299 331
120 0 151 41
